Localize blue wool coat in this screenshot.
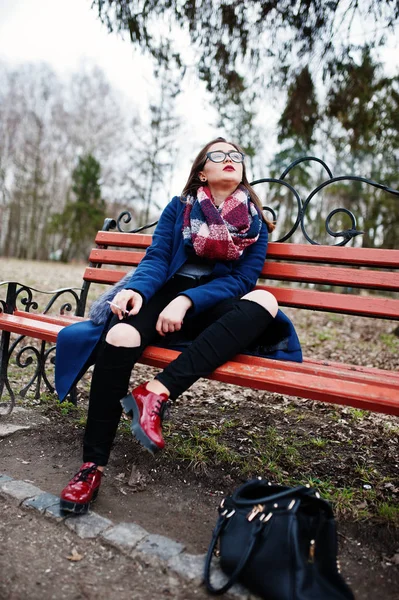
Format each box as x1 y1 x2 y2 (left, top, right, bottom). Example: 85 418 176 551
55 196 302 401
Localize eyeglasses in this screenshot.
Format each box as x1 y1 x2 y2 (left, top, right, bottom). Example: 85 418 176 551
205 150 245 163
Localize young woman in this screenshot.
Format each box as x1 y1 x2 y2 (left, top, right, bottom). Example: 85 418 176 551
56 137 302 514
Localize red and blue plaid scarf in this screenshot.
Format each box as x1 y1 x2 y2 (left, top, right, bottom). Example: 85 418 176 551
182 185 262 260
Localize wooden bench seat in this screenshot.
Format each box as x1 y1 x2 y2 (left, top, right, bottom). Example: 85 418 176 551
1 312 398 415
1 229 398 418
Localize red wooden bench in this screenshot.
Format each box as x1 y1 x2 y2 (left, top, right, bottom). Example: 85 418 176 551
1 230 398 417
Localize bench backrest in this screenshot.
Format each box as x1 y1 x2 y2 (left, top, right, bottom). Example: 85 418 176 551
84 231 399 320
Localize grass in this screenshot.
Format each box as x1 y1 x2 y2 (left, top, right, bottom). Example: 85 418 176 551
377 502 399 523
348 407 368 421
8 388 399 527
380 333 399 350
23 392 87 424
354 463 378 484
308 437 328 448
160 417 399 526
383 422 399 435
329 315 344 324
317 331 333 342
164 424 242 471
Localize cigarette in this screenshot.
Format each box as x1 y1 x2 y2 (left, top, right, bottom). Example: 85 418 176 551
106 300 129 315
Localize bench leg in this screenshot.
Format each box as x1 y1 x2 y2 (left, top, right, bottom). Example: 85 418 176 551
68 386 78 406
18 340 56 399
0 333 59 417
0 329 16 417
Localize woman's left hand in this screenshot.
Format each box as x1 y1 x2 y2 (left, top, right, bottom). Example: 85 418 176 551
156 296 193 337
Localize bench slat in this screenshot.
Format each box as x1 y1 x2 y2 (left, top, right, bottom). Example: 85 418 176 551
88 248 399 291
267 243 399 267
95 232 152 249
0 313 62 342
83 267 399 319
89 249 144 266
94 232 399 267
263 264 398 290
260 285 399 319
139 347 399 416
83 267 124 284
303 357 399 384
237 354 399 387
14 310 83 326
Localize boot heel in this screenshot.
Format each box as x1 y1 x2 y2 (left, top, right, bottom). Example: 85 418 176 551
120 393 135 417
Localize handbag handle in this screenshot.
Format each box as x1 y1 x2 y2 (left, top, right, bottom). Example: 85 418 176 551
203 514 267 595
233 483 310 506
232 483 334 516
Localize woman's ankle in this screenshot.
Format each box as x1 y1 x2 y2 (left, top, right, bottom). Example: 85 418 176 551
145 379 170 397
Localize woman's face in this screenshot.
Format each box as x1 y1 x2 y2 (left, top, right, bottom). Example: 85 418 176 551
198 142 243 190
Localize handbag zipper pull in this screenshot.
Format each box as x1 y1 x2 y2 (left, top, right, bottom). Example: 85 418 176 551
247 504 265 521
308 539 316 563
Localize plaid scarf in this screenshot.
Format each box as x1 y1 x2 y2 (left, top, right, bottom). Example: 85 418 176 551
182 185 262 260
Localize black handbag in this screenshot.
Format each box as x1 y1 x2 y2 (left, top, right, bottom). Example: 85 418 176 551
204 479 354 599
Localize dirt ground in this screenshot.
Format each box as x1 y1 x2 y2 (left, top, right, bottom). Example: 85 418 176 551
0 501 213 600
1 371 399 599
1 258 399 599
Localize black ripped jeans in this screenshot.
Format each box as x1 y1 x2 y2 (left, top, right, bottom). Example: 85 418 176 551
83 276 275 465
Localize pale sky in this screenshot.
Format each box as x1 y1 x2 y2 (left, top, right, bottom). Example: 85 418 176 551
0 0 220 194
1 0 398 186
0 0 212 109
0 0 148 92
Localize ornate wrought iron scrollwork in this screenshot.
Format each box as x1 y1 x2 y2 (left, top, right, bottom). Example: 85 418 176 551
252 157 399 245
15 343 42 398
251 177 303 243
0 281 81 417
116 210 158 233
19 289 38 312
279 156 334 180
41 346 57 393
0 375 15 417
44 289 80 315
324 208 360 244
300 174 399 245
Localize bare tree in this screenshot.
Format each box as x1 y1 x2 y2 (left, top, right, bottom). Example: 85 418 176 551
0 61 140 259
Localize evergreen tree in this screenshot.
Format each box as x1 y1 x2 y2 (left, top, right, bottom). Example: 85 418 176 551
275 51 399 248
49 154 105 261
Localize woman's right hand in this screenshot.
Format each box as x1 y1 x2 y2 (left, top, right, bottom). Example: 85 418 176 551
111 290 143 320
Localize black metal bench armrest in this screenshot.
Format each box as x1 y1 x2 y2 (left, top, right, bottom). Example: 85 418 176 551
0 281 82 317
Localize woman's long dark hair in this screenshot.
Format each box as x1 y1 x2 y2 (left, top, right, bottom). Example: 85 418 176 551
181 137 275 233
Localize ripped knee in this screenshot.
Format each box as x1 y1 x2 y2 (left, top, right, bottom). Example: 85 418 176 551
242 290 278 318
105 323 141 347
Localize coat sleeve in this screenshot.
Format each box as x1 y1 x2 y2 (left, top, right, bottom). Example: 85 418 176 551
123 197 178 301
181 222 268 315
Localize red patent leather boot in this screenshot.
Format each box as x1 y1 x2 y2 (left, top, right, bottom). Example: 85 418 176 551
121 382 169 454
60 462 102 514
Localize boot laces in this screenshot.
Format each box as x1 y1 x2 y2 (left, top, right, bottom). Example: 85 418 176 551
151 399 171 421
71 464 98 484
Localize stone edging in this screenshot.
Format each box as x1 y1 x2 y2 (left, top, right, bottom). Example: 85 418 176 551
0 473 255 599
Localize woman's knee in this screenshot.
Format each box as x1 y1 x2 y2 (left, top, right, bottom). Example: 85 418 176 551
105 324 141 347
242 290 278 318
